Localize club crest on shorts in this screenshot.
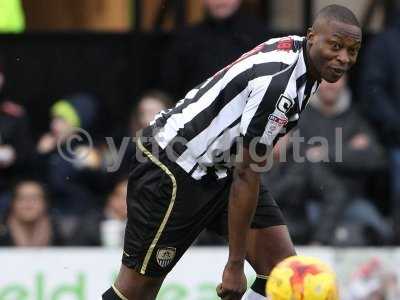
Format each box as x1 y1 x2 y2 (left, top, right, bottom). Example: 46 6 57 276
156 247 176 268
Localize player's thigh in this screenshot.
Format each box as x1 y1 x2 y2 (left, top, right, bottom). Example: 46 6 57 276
247 226 296 275
123 143 232 277
246 190 296 275
207 187 295 275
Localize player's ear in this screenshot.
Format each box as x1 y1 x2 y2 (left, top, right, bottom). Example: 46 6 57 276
306 27 315 44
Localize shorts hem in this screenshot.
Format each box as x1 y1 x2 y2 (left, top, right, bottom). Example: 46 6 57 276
121 257 170 278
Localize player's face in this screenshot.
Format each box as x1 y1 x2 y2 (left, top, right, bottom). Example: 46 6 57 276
308 20 362 83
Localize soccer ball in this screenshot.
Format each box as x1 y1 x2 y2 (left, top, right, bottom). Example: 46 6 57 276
266 256 338 300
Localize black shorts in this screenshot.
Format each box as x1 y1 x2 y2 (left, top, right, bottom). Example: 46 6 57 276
122 138 285 277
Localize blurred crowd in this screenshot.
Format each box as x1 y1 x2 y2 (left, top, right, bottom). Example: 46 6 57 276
1 0 400 248
344 257 400 300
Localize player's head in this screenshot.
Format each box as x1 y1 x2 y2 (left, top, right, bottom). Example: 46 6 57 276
306 5 362 83
203 0 242 20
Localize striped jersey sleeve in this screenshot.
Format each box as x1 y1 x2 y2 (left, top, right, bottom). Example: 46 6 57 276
240 57 297 155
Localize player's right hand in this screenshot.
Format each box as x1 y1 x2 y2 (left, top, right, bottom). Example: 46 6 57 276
216 261 247 300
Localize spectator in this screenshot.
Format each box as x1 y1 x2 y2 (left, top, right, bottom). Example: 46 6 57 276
297 76 392 244
0 180 64 246
263 138 349 245
0 101 34 205
130 90 173 134
0 59 34 216
161 0 268 99
35 94 106 215
359 12 400 241
105 90 173 178
344 258 400 300
70 178 127 246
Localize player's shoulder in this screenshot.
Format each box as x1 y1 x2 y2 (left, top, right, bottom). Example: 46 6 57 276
264 35 304 46
259 35 304 59
255 35 304 66
249 35 304 78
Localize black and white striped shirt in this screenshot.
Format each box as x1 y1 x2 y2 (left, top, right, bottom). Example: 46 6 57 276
149 35 319 179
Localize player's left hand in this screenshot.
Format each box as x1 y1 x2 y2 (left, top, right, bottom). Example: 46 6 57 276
216 261 247 299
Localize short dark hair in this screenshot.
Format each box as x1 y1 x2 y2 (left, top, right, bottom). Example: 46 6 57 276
11 179 48 203
315 4 360 28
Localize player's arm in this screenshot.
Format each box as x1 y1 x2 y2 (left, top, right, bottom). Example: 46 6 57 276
217 147 265 299
228 147 262 264
218 62 296 299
